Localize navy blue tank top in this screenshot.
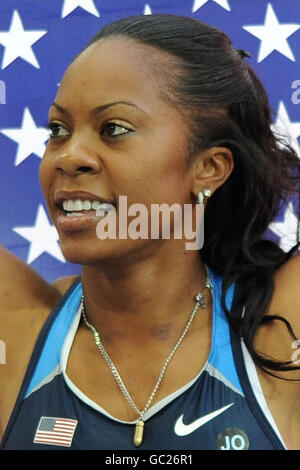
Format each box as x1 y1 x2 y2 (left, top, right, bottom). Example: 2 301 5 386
0 269 286 450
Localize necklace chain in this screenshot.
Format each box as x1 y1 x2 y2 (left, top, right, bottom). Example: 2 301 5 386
81 266 212 446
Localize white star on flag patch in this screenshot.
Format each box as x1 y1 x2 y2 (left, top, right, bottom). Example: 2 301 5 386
34 417 78 447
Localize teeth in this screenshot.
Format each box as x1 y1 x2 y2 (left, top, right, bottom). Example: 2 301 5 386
62 200 73 211
83 200 92 210
66 212 86 218
73 199 83 211
98 202 114 212
92 201 101 210
62 199 113 213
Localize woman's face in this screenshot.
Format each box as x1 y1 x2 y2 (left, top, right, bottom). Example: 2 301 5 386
40 37 197 264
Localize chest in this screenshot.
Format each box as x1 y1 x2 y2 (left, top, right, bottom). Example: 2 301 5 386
66 323 212 422
2 357 283 450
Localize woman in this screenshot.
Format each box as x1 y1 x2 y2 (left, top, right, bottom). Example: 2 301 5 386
1 14 300 450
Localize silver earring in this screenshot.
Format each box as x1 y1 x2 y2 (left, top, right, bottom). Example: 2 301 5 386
197 189 211 205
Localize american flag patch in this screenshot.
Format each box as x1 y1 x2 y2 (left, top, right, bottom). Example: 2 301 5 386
34 417 78 447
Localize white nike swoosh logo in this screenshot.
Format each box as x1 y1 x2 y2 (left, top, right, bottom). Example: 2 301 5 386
174 403 234 436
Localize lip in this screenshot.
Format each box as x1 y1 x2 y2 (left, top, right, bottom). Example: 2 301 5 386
53 190 116 233
53 190 116 208
57 210 107 233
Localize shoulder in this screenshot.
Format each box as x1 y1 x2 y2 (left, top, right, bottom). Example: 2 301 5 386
0 251 81 436
261 251 300 346
271 252 300 320
52 275 81 295
0 246 61 380
275 251 300 282
0 245 60 311
0 247 64 436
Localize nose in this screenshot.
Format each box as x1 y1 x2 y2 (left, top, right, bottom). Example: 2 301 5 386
53 141 102 177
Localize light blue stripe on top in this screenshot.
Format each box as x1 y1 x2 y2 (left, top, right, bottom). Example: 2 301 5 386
207 268 243 394
25 282 83 398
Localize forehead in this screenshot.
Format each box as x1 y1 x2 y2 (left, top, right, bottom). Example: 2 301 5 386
55 37 176 112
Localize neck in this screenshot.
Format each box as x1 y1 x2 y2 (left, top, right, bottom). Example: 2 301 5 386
80 244 209 340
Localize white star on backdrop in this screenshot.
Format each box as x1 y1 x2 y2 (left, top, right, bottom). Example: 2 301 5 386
192 0 231 13
61 0 100 18
0 108 49 166
144 4 152 15
271 101 300 157
13 205 65 264
269 202 299 252
0 10 47 69
243 3 300 62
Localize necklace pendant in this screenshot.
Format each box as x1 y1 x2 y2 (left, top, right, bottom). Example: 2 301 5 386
133 419 144 447
195 292 206 308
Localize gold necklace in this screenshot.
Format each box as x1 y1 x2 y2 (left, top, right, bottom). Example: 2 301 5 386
81 267 212 447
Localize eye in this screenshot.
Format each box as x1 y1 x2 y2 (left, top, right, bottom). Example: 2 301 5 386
46 122 70 139
101 121 134 138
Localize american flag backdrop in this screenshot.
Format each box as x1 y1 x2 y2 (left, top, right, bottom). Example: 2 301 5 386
0 0 299 282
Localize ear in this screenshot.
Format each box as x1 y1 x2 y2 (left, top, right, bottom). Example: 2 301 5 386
191 147 234 199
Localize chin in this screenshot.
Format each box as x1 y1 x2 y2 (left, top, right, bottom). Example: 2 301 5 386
59 236 161 267
60 237 137 265
60 241 118 265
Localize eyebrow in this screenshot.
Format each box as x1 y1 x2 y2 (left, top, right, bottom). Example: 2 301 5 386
50 101 148 116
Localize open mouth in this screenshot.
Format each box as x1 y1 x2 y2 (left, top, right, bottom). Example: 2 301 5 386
60 199 115 218
54 195 116 232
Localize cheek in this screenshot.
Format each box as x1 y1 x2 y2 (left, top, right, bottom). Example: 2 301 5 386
135 144 189 200
39 153 52 197
114 158 189 208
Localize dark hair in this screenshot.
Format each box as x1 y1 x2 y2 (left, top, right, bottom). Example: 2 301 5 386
84 14 300 377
